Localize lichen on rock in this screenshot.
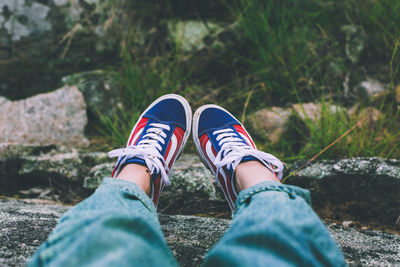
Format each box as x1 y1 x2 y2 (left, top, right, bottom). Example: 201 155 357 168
0 0 51 41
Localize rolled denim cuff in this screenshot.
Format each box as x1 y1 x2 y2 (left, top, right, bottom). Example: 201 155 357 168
234 181 312 215
100 177 157 216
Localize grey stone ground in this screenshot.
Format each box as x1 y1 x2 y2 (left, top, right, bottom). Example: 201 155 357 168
0 198 399 267
1 146 399 230
1 146 400 266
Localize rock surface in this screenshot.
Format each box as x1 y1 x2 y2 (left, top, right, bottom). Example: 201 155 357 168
288 157 400 229
168 20 225 52
83 154 220 196
0 0 120 99
0 86 88 147
62 70 120 125
358 78 386 100
248 107 292 144
82 154 226 214
291 102 343 121
0 144 221 204
248 103 376 145
0 199 68 267
0 144 107 202
0 198 399 266
1 144 399 227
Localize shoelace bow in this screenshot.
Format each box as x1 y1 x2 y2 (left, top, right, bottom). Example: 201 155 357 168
108 123 171 185
213 128 284 180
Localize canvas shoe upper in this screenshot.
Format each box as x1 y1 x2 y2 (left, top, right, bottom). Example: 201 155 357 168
108 94 192 207
192 105 283 211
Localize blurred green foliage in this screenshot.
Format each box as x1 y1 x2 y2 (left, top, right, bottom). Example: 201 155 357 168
99 0 400 159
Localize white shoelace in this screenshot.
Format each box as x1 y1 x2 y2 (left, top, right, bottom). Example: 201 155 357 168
213 128 284 180
108 123 171 185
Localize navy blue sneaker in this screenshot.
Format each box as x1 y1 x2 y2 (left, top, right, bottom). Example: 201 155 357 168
192 104 283 211
109 94 192 207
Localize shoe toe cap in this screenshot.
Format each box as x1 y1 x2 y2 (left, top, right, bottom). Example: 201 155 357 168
198 107 239 135
145 98 188 129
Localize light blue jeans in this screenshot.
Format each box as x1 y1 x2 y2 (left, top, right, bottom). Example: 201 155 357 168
29 178 346 266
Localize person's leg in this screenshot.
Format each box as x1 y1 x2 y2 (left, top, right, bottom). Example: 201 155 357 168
29 94 192 266
204 163 346 266
29 176 177 267
192 105 346 266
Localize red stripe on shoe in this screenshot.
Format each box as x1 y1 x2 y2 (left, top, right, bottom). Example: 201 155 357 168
128 118 149 146
200 134 235 210
234 125 256 148
211 146 217 156
200 134 209 150
165 138 172 160
217 170 235 210
200 134 217 172
166 127 185 168
111 165 117 177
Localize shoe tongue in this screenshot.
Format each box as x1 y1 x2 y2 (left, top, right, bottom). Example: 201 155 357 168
240 155 258 163
124 157 160 182
125 157 147 168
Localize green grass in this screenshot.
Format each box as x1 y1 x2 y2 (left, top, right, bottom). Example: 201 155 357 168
257 97 400 162
218 0 400 108
262 37 400 161
302 100 399 159
219 0 341 108
98 48 190 147
218 0 400 160
98 0 400 160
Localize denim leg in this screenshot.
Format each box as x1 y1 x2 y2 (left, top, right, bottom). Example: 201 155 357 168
203 181 346 267
28 178 177 267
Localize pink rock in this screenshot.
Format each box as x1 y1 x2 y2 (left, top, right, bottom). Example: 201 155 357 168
0 86 88 147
